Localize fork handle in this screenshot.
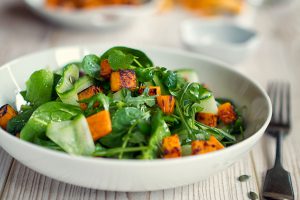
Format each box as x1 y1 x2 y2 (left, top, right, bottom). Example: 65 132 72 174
275 131 283 167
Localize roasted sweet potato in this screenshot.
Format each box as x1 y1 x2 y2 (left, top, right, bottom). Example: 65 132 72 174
157 95 175 115
196 112 217 127
0 104 17 130
191 136 224 155
110 70 137 92
100 59 112 78
78 85 102 110
218 102 237 124
138 86 161 96
162 134 181 158
87 110 112 141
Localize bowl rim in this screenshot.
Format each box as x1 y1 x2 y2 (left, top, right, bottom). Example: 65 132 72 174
0 44 272 166
24 0 159 15
180 18 260 50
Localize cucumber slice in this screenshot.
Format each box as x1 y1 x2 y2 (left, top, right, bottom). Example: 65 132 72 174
46 114 95 156
56 64 79 94
176 69 199 83
56 64 80 105
199 95 218 114
56 65 94 106
74 76 94 93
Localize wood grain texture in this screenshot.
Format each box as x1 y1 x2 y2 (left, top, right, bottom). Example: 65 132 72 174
239 2 300 198
1 155 258 200
0 148 13 195
1 0 300 199
0 0 52 197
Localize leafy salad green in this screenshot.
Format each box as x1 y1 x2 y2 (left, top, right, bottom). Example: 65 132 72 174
0 46 245 159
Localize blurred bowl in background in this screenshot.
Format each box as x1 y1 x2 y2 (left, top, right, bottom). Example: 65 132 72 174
181 19 259 65
24 0 159 29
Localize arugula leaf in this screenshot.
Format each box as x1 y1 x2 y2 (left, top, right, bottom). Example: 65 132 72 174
100 107 144 147
136 68 154 82
82 54 101 79
195 121 236 142
125 93 156 108
112 89 156 109
142 110 171 159
79 93 111 116
107 50 134 70
25 69 54 106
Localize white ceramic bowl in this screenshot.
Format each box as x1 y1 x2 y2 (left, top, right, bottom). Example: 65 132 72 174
181 19 259 65
24 0 159 29
0 45 271 191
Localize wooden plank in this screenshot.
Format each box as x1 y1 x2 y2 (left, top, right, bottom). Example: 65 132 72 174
1 154 258 200
0 148 13 195
0 0 53 197
238 2 300 198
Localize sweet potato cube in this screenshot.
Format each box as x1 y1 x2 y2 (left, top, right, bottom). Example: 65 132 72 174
196 112 217 127
0 104 17 130
100 59 112 78
87 110 112 141
78 86 102 110
138 86 161 96
218 102 237 124
162 134 181 158
157 95 175 115
191 136 224 155
110 70 137 92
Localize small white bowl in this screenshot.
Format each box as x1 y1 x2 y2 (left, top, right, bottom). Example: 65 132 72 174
0 45 271 191
24 0 159 29
181 19 259 65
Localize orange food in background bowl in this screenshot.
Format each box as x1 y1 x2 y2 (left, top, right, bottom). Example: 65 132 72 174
178 0 243 16
46 0 142 10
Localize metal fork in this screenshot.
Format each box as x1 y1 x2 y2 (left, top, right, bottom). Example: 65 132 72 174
262 82 294 200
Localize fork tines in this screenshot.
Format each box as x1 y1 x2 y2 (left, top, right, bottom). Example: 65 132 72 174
267 81 291 132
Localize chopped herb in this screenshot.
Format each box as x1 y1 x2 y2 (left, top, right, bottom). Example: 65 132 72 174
4 46 246 160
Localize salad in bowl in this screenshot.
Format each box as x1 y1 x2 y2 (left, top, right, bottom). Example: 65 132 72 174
0 46 244 160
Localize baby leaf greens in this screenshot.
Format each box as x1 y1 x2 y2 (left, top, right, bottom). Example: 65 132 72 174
20 102 81 142
25 69 54 106
3 46 245 159
101 46 153 69
82 55 101 79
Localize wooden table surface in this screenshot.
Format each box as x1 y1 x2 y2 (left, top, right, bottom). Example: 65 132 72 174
0 0 299 199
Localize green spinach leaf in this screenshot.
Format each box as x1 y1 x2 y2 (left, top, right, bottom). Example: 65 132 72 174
6 109 35 135
20 102 82 142
100 46 153 68
82 54 101 79
25 69 54 106
33 137 63 151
